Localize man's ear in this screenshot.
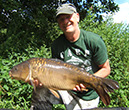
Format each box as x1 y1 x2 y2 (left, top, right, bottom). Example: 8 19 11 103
76 13 80 23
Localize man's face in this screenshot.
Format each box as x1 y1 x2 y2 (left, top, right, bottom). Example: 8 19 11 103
57 13 79 34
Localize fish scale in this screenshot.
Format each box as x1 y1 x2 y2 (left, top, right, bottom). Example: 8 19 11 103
9 57 119 106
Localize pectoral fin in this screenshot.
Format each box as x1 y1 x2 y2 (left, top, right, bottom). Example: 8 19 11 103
30 78 36 92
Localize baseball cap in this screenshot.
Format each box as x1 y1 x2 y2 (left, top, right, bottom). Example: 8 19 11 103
56 3 77 17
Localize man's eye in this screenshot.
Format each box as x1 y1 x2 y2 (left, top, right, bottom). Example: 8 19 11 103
66 16 70 19
60 18 64 21
58 18 64 23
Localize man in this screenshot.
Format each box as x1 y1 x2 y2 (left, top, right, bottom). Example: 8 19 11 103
31 3 111 110
51 3 111 110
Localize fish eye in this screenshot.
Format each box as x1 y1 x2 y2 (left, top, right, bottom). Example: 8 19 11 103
14 67 18 71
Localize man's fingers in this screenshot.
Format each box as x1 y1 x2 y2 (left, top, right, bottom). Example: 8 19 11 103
34 79 43 87
73 87 77 91
73 85 81 91
34 79 39 86
39 83 43 86
73 84 86 91
76 85 81 91
80 83 85 88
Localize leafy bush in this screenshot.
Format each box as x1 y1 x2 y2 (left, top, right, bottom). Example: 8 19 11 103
0 45 51 109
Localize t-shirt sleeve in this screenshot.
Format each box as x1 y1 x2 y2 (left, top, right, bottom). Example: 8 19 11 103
92 37 108 65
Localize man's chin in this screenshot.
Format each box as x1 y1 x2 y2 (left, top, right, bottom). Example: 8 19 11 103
64 29 74 33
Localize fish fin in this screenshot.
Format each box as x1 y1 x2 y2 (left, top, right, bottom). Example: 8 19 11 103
81 88 89 92
49 89 60 99
93 78 119 106
50 58 63 62
30 78 36 92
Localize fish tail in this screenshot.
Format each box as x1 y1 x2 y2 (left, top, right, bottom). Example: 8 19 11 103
93 78 119 105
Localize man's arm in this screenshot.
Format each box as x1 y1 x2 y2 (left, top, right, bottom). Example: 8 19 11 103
94 59 111 78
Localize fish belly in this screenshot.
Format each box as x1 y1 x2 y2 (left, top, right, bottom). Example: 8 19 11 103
35 67 83 90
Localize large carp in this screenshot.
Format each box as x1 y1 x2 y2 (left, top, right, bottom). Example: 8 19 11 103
9 58 119 105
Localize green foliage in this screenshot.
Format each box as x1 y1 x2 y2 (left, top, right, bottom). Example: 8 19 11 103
0 45 51 109
53 104 66 110
0 58 31 109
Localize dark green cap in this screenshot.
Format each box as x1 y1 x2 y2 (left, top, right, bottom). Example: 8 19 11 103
56 3 77 17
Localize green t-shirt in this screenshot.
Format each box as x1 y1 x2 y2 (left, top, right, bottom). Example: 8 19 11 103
51 29 108 100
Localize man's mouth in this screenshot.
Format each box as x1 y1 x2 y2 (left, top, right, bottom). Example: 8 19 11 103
65 24 72 29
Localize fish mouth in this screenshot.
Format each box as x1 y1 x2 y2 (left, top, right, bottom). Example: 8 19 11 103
9 71 11 76
9 71 13 79
9 71 22 80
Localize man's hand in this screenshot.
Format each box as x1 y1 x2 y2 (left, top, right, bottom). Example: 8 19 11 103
73 83 86 91
33 79 43 86
29 79 43 87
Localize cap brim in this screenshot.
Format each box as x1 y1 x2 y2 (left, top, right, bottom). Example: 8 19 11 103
56 10 74 17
